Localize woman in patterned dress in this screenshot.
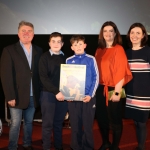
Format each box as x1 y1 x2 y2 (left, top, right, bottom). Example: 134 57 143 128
125 23 150 150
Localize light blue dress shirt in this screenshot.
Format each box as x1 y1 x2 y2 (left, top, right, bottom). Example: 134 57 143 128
49 49 64 55
20 41 33 96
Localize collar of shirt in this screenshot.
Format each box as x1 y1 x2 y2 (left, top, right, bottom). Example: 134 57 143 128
49 49 64 55
20 41 32 52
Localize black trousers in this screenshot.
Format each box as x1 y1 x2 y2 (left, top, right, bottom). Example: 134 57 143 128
68 97 96 150
95 85 123 149
40 91 68 150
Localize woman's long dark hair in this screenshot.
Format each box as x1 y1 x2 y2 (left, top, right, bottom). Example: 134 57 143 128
98 21 122 49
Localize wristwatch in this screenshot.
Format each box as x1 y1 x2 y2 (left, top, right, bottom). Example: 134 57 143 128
114 92 119 96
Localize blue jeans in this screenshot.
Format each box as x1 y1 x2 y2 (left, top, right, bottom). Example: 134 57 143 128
8 97 35 150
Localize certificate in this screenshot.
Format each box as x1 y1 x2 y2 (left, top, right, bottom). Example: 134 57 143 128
59 64 86 101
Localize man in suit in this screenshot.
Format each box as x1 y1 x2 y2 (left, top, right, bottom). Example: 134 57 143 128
0 21 42 150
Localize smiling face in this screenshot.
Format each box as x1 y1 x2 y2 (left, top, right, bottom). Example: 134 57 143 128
71 40 86 55
130 27 144 47
103 25 116 43
49 36 63 54
18 25 34 44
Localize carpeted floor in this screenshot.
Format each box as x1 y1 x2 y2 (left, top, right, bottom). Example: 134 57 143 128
0 119 150 150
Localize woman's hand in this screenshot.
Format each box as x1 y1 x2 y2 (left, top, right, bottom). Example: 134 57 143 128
111 77 124 102
110 93 121 102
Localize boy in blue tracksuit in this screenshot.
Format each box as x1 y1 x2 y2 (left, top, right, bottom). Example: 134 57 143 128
66 35 99 150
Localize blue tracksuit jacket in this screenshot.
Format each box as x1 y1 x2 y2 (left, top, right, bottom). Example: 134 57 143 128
66 52 99 97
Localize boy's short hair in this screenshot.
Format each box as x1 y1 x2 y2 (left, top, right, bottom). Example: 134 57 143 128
49 32 63 42
70 35 85 45
18 21 34 30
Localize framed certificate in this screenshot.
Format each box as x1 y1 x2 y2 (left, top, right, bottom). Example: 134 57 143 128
59 64 86 101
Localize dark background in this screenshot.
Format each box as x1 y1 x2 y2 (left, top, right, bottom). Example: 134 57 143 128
0 35 150 120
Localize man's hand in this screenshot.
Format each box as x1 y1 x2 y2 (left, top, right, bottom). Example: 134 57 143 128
83 95 91 103
8 99 16 107
56 92 65 101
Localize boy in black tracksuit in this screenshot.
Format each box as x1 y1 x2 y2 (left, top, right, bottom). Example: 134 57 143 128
39 32 68 150
66 35 99 150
